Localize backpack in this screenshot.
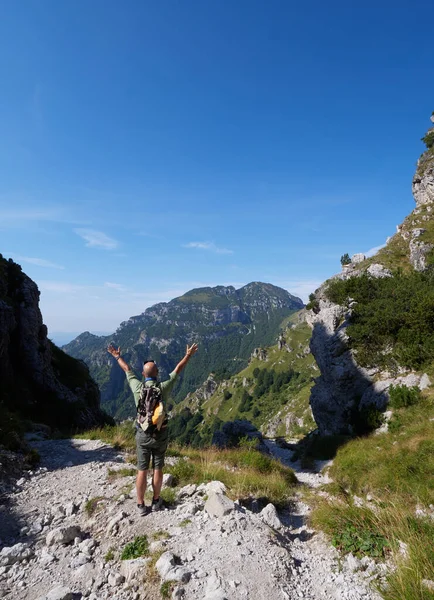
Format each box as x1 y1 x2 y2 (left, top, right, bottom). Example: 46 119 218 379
136 383 165 433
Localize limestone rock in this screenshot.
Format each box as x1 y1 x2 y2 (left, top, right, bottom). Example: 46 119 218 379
260 503 283 530
0 543 33 566
162 473 174 488
367 263 392 278
46 526 82 546
120 558 148 582
204 493 235 519
419 373 431 390
155 552 191 583
108 571 125 586
46 586 74 600
351 253 366 264
106 510 127 534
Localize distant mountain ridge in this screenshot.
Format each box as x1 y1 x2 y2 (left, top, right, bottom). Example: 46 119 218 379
64 282 304 419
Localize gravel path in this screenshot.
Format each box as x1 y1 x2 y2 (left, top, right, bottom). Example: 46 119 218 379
0 438 384 600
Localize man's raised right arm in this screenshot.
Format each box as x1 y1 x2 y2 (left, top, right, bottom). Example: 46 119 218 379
107 344 131 373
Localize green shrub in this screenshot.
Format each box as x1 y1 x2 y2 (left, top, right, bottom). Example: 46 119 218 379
340 253 351 266
104 547 115 561
306 293 319 312
84 497 104 516
160 580 177 598
121 535 149 560
223 390 232 400
166 458 196 485
326 270 434 371
422 130 434 149
389 385 421 409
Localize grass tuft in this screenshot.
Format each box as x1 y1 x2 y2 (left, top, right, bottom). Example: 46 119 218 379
121 535 149 560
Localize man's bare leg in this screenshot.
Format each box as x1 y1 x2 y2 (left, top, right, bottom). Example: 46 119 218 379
152 469 163 500
136 469 148 504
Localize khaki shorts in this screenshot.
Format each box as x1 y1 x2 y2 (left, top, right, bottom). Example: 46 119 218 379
135 427 169 471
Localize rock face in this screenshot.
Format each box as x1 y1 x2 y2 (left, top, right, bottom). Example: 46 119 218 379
64 282 304 419
307 117 434 435
0 255 109 431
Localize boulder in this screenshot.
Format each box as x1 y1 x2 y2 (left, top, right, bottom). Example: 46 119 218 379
204 493 235 519
260 503 283 530
46 526 82 546
46 586 74 600
0 543 33 566
120 558 148 582
155 552 190 583
106 510 127 534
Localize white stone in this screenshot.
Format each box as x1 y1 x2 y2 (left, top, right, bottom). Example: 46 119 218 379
345 553 362 572
162 473 174 488
108 571 125 586
367 263 392 279
419 373 431 390
0 543 33 566
120 558 148 582
204 493 234 519
176 484 197 499
260 503 283 530
46 526 82 546
351 253 366 264
204 481 227 495
46 586 74 600
106 511 127 534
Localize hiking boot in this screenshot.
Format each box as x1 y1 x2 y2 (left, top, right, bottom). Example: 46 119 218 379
151 497 163 512
137 503 147 517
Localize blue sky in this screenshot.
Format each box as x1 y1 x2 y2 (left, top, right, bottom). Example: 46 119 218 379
1 1 433 341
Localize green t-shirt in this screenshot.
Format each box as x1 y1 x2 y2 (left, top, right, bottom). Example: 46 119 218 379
126 370 178 408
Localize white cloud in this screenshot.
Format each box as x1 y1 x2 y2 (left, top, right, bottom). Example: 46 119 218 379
74 228 119 250
38 281 84 293
183 241 233 255
104 282 126 291
4 253 64 269
364 243 386 258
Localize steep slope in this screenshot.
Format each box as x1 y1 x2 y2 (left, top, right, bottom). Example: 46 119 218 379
0 255 110 445
64 283 303 420
170 311 318 445
306 115 434 435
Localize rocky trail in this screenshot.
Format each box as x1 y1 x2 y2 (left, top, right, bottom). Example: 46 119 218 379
0 438 385 600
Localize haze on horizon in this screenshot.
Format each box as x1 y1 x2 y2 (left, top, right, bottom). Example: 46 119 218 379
1 0 433 336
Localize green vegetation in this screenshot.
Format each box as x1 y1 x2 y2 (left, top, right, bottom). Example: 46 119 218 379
75 421 136 452
107 467 136 479
170 318 316 444
104 547 115 562
389 385 422 409
160 580 178 598
64 283 302 420
163 445 297 507
179 519 192 527
121 535 149 560
422 130 434 149
152 530 170 541
313 503 389 558
305 292 319 312
326 270 434 371
310 391 434 600
340 253 351 266
84 497 104 517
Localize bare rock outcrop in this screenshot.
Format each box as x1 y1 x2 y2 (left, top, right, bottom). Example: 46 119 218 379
306 116 434 435
0 255 109 432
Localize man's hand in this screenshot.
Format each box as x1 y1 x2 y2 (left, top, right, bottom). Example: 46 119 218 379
174 343 198 374
186 343 198 357
107 344 121 359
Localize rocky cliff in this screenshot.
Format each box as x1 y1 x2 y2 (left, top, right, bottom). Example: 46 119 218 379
307 116 434 435
0 255 110 435
64 283 304 420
